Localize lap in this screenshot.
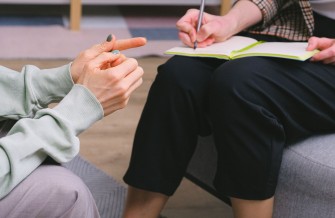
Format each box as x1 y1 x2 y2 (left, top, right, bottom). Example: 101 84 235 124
157 56 335 142
213 57 335 139
162 55 335 90
0 164 99 218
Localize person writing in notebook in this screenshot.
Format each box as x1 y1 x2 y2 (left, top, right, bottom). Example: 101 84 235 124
0 35 146 217
122 0 335 217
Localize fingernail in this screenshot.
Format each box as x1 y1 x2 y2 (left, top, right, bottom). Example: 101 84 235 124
111 50 120 54
106 34 113 42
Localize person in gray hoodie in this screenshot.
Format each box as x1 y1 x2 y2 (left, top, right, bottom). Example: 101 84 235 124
0 34 146 218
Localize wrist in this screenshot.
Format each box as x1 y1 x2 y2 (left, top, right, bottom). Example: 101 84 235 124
30 64 74 106
70 62 79 83
219 14 240 37
224 0 262 33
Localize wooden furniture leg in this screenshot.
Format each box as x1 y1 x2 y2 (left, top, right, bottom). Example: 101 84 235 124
70 0 82 31
221 0 231 15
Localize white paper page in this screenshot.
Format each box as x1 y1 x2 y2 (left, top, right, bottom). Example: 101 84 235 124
165 36 258 56
237 42 310 56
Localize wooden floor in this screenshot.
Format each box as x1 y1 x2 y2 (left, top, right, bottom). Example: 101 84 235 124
1 57 233 218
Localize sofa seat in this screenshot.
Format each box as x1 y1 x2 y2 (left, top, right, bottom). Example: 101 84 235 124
186 134 335 218
273 134 335 217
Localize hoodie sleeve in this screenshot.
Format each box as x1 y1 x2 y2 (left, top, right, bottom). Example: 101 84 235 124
0 63 105 200
0 84 104 200
0 63 74 121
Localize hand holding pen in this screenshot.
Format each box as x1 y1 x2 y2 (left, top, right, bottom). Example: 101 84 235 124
176 1 233 48
194 0 206 49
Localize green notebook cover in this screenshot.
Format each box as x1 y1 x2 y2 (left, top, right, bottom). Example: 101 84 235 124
165 36 319 61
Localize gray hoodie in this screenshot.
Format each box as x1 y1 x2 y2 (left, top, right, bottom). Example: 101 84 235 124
0 63 103 199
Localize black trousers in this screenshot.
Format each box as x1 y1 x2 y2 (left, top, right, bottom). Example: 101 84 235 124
124 14 335 200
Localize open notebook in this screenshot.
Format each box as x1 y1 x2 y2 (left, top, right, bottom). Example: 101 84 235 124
165 36 319 61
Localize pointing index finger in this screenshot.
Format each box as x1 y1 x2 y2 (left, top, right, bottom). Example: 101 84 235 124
113 37 147 51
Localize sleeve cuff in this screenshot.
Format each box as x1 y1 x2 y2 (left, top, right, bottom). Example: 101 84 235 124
29 63 74 107
249 0 278 27
51 84 104 135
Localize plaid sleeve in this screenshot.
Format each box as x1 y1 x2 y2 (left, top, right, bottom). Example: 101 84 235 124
242 0 313 41
248 0 291 27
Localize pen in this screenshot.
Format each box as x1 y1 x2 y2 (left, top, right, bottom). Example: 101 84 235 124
194 0 205 49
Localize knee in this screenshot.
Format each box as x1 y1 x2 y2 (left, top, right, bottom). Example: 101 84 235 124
47 171 92 206
34 166 99 217
210 57 271 99
156 56 188 87
156 56 209 91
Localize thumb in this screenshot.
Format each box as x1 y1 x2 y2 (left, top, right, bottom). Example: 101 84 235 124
197 21 217 43
307 37 318 51
89 34 117 57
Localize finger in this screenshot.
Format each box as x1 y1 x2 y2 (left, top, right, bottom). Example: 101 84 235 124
102 68 143 115
116 67 143 101
177 22 197 43
177 9 198 27
84 35 147 59
196 37 215 48
78 34 116 63
307 36 319 51
308 37 334 51
101 53 126 70
176 9 199 43
96 34 116 52
124 67 144 89
84 34 147 57
323 56 335 65
110 54 127 67
87 52 121 70
124 76 143 100
113 37 147 51
316 38 334 50
178 32 194 47
197 25 212 42
197 20 219 43
105 58 139 78
311 47 335 61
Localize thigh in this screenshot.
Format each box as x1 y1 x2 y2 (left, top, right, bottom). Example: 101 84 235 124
212 57 335 143
154 55 225 135
0 165 99 218
156 55 224 97
124 56 226 196
209 57 335 199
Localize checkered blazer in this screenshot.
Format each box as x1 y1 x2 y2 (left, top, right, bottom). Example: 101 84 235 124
246 0 314 41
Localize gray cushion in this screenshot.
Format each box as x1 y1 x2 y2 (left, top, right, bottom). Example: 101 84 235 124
186 134 335 217
274 134 335 218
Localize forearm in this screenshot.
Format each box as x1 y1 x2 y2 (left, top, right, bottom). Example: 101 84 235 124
0 64 73 120
0 85 103 199
224 0 263 35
